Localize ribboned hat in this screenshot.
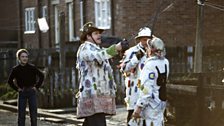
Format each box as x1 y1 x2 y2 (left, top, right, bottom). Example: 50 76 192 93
80 22 104 42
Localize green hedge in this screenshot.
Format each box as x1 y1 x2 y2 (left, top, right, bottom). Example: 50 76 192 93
0 83 17 100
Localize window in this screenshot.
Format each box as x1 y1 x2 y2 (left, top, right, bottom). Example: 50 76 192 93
24 7 35 34
187 46 194 72
42 6 48 18
67 2 75 41
94 0 111 29
54 5 60 48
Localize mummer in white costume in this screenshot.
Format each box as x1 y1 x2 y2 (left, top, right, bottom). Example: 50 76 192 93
132 37 169 126
120 27 153 126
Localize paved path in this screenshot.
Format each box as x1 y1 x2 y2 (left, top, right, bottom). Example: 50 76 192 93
0 100 128 126
0 109 66 126
0 100 175 126
0 108 128 126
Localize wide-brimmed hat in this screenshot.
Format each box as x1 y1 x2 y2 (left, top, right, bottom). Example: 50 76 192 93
135 27 152 40
80 22 104 42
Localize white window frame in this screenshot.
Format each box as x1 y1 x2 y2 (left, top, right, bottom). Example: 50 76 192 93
24 7 36 34
67 2 75 41
42 6 48 18
187 46 194 72
54 5 60 48
94 0 111 29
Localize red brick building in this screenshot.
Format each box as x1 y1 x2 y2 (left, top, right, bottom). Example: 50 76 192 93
73 0 224 47
1 0 222 49
0 0 19 48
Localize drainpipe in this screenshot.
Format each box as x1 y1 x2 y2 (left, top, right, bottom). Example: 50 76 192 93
80 0 84 27
18 0 23 48
111 0 115 35
37 0 42 48
48 0 52 48
194 0 204 73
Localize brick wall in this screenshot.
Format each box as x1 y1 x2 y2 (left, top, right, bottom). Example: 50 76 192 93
114 0 224 47
0 0 19 41
74 0 224 47
20 0 224 48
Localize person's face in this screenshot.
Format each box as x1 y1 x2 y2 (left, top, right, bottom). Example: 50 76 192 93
19 52 28 65
87 31 102 44
139 37 151 48
146 47 152 57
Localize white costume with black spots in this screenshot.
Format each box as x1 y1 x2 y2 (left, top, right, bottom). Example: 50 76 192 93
137 56 169 126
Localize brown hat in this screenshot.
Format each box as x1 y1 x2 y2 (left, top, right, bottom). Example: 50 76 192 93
80 22 104 42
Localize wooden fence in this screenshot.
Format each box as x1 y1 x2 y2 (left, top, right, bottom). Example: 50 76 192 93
0 46 223 108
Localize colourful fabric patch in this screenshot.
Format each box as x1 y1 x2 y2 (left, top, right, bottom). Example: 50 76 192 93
85 89 92 97
137 79 141 88
109 80 113 89
129 52 136 59
90 46 95 51
129 88 132 95
85 79 91 88
93 83 97 90
81 61 85 67
140 85 144 90
135 86 138 92
91 54 95 58
84 70 88 76
143 87 149 94
80 86 84 92
140 63 144 70
104 65 107 71
128 80 131 87
152 93 155 99
148 72 155 80
131 81 134 87
92 77 96 82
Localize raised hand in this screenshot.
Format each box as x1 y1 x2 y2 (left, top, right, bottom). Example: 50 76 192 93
120 39 129 52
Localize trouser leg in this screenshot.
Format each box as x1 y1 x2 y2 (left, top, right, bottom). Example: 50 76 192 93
127 110 134 126
28 89 37 126
82 113 106 126
18 91 27 126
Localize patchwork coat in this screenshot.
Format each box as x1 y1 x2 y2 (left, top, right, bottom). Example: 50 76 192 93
76 41 118 118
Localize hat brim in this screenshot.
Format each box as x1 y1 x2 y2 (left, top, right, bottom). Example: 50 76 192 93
135 36 152 40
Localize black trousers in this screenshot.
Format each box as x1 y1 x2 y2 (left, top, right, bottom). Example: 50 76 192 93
127 110 146 126
127 110 134 125
82 113 106 126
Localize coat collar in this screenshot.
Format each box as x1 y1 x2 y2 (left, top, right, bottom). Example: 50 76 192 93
85 41 101 50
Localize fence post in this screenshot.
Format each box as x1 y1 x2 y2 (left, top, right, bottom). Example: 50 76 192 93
196 73 206 126
59 11 65 93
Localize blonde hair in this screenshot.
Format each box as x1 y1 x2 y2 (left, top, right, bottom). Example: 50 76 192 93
16 49 29 60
